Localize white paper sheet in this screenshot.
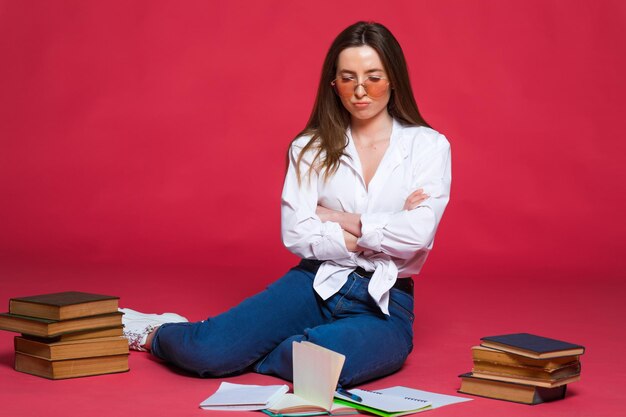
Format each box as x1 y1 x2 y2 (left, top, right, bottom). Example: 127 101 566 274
335 389 432 413
375 386 472 409
199 382 289 411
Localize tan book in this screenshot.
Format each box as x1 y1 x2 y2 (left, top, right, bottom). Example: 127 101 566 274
473 359 580 381
266 395 356 416
9 292 119 320
470 370 580 388
22 326 123 343
15 336 129 360
472 346 578 370
0 312 123 337
458 373 567 405
15 352 129 379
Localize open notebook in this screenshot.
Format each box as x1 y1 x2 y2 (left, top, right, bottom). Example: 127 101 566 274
263 341 357 416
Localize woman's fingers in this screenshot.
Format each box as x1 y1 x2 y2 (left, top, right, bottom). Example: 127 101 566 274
403 189 429 210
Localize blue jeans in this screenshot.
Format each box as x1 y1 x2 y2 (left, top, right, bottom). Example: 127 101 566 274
151 266 414 387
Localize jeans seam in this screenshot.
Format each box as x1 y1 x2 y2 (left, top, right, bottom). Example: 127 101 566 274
211 355 261 377
389 298 414 321
342 348 410 386
332 275 358 317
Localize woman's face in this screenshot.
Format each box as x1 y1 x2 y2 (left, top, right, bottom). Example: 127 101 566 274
334 45 391 122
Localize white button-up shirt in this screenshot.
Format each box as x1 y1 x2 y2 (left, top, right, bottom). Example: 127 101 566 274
281 119 451 314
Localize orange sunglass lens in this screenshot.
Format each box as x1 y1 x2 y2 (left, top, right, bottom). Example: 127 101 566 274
363 79 389 98
334 80 355 98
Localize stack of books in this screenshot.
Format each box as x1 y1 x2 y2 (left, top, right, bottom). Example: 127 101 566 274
458 333 585 405
0 291 129 379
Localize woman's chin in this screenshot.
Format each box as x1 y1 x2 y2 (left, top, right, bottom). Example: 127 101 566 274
348 107 388 122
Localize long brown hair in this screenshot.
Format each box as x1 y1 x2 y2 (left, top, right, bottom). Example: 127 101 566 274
292 21 430 183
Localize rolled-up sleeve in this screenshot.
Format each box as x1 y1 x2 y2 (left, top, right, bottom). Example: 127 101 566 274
281 141 351 261
357 135 451 259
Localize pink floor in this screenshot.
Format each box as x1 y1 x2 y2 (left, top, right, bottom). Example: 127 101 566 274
0 262 622 417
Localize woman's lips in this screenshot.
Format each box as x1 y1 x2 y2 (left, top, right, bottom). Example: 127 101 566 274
353 102 369 108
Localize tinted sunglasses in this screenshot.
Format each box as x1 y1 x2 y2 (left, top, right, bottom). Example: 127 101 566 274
331 75 390 99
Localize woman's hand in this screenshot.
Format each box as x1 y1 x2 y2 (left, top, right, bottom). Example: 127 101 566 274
316 205 362 237
316 205 361 250
343 230 361 252
403 188 429 211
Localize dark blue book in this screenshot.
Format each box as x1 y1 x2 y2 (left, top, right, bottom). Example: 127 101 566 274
480 333 585 359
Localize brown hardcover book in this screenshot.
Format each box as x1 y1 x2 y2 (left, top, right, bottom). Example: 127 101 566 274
470 370 580 388
22 326 123 343
473 360 581 381
0 312 123 337
15 352 129 379
458 373 567 405
9 291 119 321
15 336 129 360
480 333 585 359
472 346 579 370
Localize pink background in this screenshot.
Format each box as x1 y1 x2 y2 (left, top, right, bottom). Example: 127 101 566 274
0 1 624 416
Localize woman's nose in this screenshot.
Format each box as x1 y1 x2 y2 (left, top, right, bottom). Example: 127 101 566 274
354 83 367 98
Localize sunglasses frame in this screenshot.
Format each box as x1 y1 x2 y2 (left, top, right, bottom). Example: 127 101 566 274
331 75 391 99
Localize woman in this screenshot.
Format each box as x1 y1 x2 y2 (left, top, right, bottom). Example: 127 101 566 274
122 21 451 387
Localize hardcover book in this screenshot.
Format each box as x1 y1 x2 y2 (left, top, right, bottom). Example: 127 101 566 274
0 312 123 337
480 333 585 359
9 291 119 321
458 373 567 405
21 326 124 343
14 352 129 379
472 360 580 381
472 346 579 370
14 336 129 360
469 371 580 388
